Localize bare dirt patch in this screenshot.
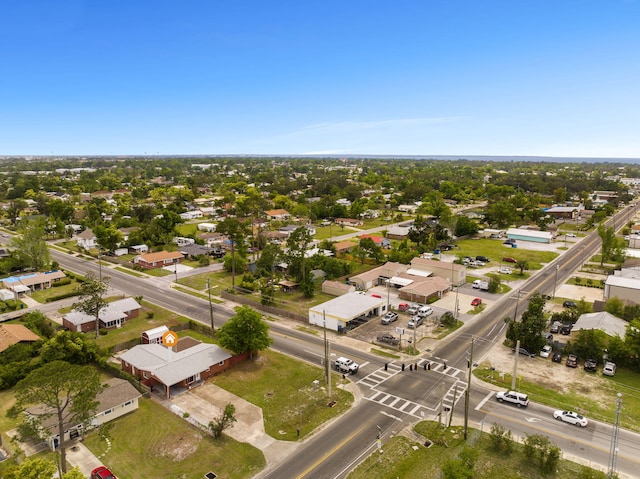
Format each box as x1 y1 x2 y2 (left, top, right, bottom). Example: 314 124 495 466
154 432 202 462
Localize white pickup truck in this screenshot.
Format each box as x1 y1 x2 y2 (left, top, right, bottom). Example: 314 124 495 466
334 357 359 375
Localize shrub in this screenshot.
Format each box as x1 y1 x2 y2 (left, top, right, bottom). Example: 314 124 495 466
146 312 154 319
574 277 582 285
99 328 108 336
52 278 72 287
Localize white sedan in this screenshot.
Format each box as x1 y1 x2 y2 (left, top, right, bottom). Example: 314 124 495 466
553 410 588 427
498 267 512 274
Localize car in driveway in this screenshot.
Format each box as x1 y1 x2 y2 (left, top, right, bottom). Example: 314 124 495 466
381 312 399 325
91 467 117 479
584 358 597 372
566 354 578 368
407 316 424 329
552 351 563 363
540 345 552 358
471 297 482 306
496 390 529 407
376 334 399 346
553 410 588 427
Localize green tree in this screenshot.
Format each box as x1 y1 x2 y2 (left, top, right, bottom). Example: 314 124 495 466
488 275 501 294
286 226 314 298
11 457 56 479
10 218 51 271
506 292 547 353
571 329 607 362
72 272 109 339
523 433 561 475
515 259 529 275
93 225 124 253
597 223 616 266
208 402 237 439
9 362 102 475
217 217 248 290
216 305 272 358
40 331 100 364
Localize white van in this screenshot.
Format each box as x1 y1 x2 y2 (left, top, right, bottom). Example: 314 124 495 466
418 305 433 318
603 361 616 376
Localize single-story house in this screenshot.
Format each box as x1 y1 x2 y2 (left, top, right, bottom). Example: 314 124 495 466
0 288 14 301
129 244 149 254
28 377 141 450
505 228 554 244
544 206 580 220
278 280 298 292
573 312 627 339
0 270 67 293
348 262 410 291
0 324 41 353
309 291 386 332
386 226 411 240
179 244 214 259
133 251 184 269
265 209 291 221
173 237 195 246
334 240 358 255
63 297 142 332
179 210 204 220
397 204 419 214
119 339 233 399
335 218 363 227
197 222 217 232
358 234 391 248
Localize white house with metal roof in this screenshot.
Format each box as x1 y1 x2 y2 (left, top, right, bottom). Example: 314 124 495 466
573 312 627 339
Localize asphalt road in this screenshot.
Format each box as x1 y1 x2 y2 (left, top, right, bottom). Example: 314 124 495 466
49 202 640 478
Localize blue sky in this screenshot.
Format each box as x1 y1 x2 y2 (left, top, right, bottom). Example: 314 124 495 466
2 1 639 157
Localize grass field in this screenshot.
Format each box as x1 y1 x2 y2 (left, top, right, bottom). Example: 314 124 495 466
83 398 265 479
456 238 559 270
347 422 602 479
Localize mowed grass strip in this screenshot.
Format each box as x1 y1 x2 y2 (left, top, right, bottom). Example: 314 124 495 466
212 349 354 440
83 398 265 479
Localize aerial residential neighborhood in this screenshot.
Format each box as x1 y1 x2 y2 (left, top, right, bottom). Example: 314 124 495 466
0 156 639 479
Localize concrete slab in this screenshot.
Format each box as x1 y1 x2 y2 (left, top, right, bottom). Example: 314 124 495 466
65 441 104 477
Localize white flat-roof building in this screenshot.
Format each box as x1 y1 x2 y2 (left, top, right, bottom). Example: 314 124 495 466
506 228 554 244
309 292 385 332
604 275 640 304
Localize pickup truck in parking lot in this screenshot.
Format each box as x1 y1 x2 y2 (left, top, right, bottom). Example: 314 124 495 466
376 334 400 346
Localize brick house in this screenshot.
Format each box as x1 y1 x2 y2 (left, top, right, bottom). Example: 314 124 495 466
133 251 184 269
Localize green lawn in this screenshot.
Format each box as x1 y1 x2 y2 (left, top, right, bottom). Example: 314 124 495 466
347 422 601 479
211 349 354 440
455 239 559 270
83 398 265 479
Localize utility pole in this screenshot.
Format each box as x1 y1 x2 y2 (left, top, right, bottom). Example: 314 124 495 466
438 381 445 427
553 264 559 298
464 337 474 440
323 311 329 383
608 393 623 479
513 290 522 322
512 339 520 390
207 279 214 332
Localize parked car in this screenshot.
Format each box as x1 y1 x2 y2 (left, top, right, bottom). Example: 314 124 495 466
503 238 516 245
553 410 588 427
552 351 563 363
542 332 553 343
499 267 512 274
566 354 578 368
566 233 577 237
407 316 424 329
476 255 490 262
584 358 597 372
496 390 529 408
406 305 420 315
549 321 562 334
381 312 399 325
502 257 517 263
512 346 535 357
540 345 552 358
398 303 410 312
603 361 617 376
471 297 482 306
376 334 400 346
563 300 578 308
417 305 433 318
560 323 573 335
91 467 117 479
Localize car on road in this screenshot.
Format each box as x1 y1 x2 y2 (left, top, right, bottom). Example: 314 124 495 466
496 390 529 407
566 233 577 237
502 256 517 263
584 358 597 372
376 334 399 346
471 297 482 306
407 316 424 329
381 312 399 325
553 410 588 427
91 467 117 479
566 354 578 368
540 345 552 358
563 300 577 308
334 357 359 374
499 267 512 274
552 351 563 363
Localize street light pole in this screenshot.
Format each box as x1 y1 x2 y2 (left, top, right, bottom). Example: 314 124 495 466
513 290 521 322
607 393 623 479
464 337 474 440
553 264 559 298
207 279 214 332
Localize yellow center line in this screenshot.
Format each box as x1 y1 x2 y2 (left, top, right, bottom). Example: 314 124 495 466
295 422 369 479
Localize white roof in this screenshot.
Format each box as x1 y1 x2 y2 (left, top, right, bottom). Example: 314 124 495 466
310 292 384 319
506 228 553 239
406 268 431 277
109 297 141 312
143 325 169 339
605 275 640 289
119 342 232 386
0 289 14 301
574 312 627 338
388 276 414 287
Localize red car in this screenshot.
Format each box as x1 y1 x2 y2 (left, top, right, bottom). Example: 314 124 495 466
91 467 117 479
471 297 482 306
502 257 517 263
